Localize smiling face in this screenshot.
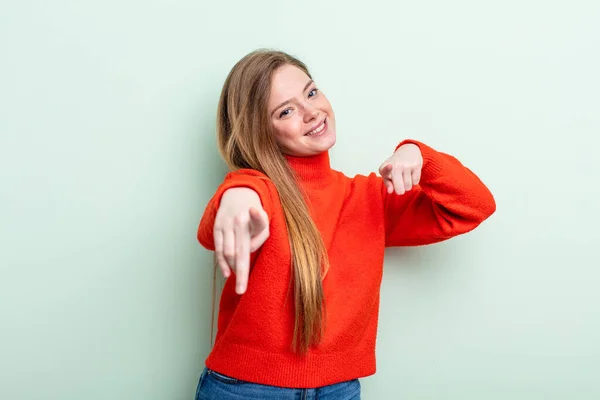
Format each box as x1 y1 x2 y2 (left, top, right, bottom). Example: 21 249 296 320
267 64 336 157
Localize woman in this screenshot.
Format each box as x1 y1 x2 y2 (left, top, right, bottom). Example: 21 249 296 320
195 49 496 399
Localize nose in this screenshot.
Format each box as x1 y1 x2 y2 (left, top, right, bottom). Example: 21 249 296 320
302 103 319 123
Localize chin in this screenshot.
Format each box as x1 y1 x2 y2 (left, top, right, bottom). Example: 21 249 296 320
322 130 336 148
286 126 337 156
307 126 336 152
321 137 336 152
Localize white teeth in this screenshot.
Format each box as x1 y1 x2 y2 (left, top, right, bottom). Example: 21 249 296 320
307 121 326 136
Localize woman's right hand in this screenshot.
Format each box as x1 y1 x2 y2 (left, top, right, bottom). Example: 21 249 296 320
213 187 270 294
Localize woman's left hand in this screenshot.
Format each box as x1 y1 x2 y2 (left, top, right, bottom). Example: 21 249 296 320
378 143 423 195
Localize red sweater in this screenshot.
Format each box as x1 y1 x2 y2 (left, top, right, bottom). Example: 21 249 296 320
197 140 495 388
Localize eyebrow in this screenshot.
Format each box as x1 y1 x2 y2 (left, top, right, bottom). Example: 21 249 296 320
270 80 314 117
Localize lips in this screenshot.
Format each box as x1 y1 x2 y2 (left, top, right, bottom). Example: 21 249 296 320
305 118 327 136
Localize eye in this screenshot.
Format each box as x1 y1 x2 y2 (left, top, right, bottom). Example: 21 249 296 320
279 108 292 118
308 88 319 98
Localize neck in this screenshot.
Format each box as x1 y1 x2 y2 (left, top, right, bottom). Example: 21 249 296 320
284 151 334 186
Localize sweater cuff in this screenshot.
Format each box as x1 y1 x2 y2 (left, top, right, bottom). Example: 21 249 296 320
395 139 444 177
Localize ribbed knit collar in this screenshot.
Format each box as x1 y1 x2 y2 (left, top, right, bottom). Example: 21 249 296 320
284 151 335 187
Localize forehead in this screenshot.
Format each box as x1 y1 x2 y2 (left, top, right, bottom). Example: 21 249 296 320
269 64 311 105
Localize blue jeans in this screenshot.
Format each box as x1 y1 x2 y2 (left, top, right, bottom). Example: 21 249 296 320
195 367 361 399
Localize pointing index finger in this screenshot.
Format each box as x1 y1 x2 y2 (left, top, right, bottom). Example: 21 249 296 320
234 216 250 295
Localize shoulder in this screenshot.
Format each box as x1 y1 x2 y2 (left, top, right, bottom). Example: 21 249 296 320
224 168 270 181
347 171 384 191
331 169 385 199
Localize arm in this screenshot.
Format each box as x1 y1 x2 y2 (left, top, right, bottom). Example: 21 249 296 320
382 140 496 247
197 169 272 250
197 169 273 293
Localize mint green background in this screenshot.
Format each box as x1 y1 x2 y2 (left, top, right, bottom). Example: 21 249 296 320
1 1 599 399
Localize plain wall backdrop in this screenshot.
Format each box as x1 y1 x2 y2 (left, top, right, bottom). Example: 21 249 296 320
1 1 599 399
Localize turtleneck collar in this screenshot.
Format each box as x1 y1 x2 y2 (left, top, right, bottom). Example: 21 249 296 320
284 151 335 187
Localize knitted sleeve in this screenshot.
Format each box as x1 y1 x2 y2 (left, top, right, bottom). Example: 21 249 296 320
197 169 275 251
383 140 496 247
